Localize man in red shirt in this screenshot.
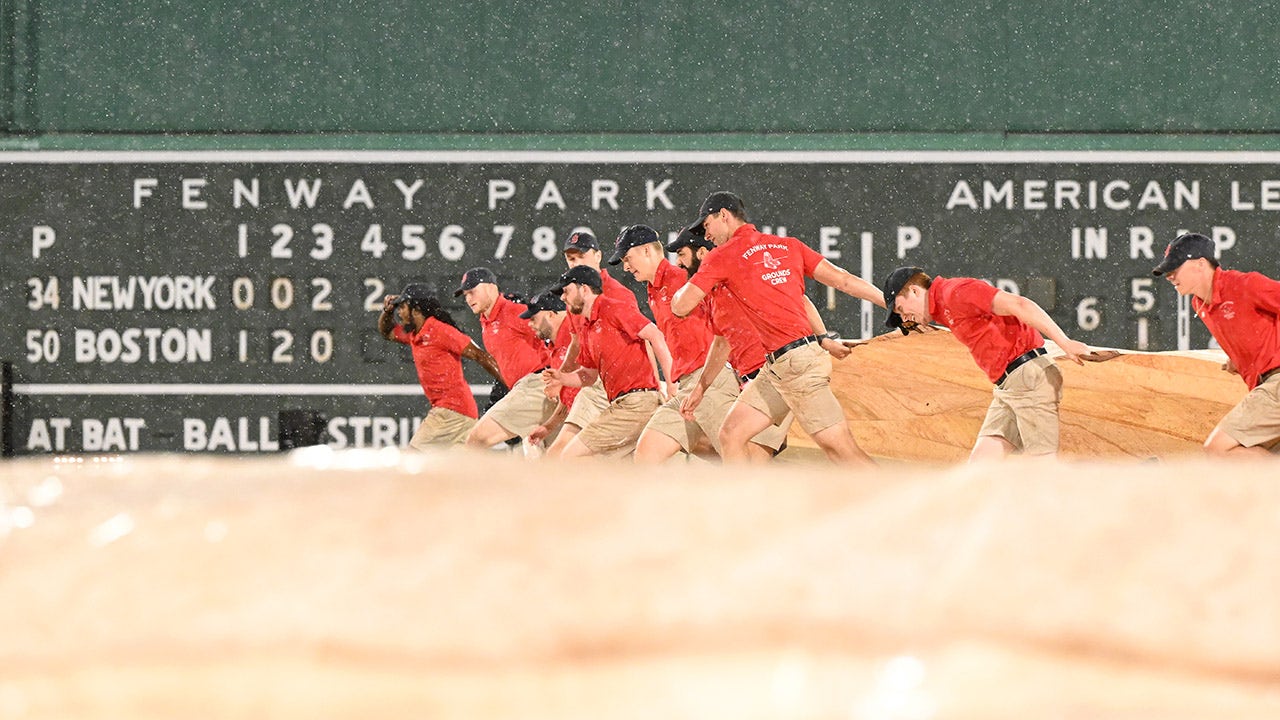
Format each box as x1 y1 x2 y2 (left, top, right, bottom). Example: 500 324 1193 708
544 265 675 459
378 284 504 448
542 231 640 459
609 224 739 462
667 230 793 459
671 191 882 464
1153 232 1280 455
519 288 579 449
884 266 1089 461
455 267 556 452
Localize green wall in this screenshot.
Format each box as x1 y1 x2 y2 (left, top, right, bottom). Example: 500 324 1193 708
4 1 1279 136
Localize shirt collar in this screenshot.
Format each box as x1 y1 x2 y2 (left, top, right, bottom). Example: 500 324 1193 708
649 258 678 289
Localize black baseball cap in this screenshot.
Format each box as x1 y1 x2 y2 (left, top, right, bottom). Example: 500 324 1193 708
1152 233 1217 276
563 231 600 253
553 265 603 294
391 283 435 306
666 228 715 253
608 224 660 265
517 288 568 319
882 266 926 332
452 267 497 296
684 191 746 235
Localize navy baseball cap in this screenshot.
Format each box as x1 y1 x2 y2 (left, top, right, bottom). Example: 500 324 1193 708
553 265 603 294
608 224 660 265
452 267 497 296
881 266 925 333
563 231 599 253
684 191 746 235
665 228 715 253
391 283 435 306
518 288 568 319
1152 233 1218 276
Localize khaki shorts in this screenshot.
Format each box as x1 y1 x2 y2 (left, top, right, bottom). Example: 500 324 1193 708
1218 371 1280 450
482 372 557 439
749 409 793 452
409 407 476 449
978 355 1063 455
578 390 662 455
643 367 740 454
739 342 846 436
565 380 609 430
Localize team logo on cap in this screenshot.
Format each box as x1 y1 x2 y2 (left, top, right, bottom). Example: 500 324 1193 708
1164 243 1173 258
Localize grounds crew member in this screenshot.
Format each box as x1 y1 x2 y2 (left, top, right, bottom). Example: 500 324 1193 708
610 224 738 462
883 265 1089 461
671 191 882 464
378 283 505 448
544 265 675 459
542 231 642 458
456 267 556 451
1153 231 1280 455
521 288 579 449
668 229 792 459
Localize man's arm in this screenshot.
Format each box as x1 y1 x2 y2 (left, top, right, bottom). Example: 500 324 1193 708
990 291 1088 364
681 335 732 419
637 322 676 397
671 283 707 318
811 260 885 307
377 295 398 340
461 342 504 383
545 366 598 389
558 333 582 372
803 296 850 359
529 402 569 445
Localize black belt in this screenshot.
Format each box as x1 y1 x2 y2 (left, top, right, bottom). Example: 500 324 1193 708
611 386 656 402
765 334 822 363
738 368 761 385
996 347 1048 387
1260 366 1280 384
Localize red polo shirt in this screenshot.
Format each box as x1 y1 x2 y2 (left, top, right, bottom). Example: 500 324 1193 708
391 317 479 418
548 316 581 407
928 277 1044 384
1194 267 1280 389
647 259 714 381
566 267 638 336
708 284 768 377
479 294 551 388
576 295 659 401
689 224 825 354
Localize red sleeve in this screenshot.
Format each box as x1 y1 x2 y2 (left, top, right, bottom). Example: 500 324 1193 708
613 302 654 341
1246 271 1280 315
577 332 597 370
436 323 474 356
390 325 412 345
949 278 1000 316
689 246 730 294
795 238 825 276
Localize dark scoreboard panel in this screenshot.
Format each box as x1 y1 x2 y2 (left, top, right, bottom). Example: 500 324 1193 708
4 151 1279 454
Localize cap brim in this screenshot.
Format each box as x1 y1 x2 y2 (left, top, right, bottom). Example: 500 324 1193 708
1151 257 1182 276
606 249 624 266
517 307 538 319
885 311 904 330
684 216 707 235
